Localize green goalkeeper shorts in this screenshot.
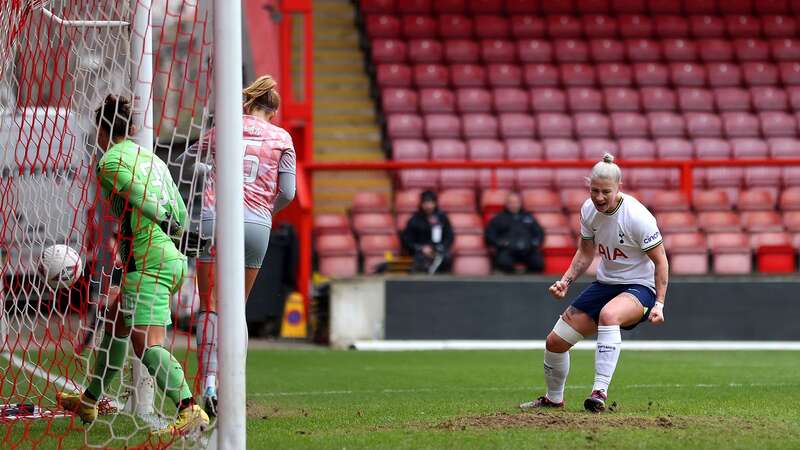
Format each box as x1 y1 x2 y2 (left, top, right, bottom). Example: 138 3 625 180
121 258 187 327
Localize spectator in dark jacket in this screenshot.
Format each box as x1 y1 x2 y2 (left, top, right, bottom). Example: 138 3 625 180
401 191 454 273
485 192 545 273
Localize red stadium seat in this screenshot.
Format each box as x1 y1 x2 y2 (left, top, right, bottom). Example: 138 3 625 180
671 63 706 87
714 88 750 112
367 15 401 39
554 39 590 63
399 169 439 190
408 39 443 64
619 138 656 159
705 167 745 188
377 64 412 88
769 138 800 158
780 187 800 210
548 16 583 39
434 0 466 14
742 211 784 232
648 112 686 138
403 16 437 39
684 0 716 14
478 167 516 189
474 16 510 39
360 234 401 274
468 0 503 14
419 88 455 114
745 166 782 188
604 87 641 112
431 139 467 160
438 15 473 39
650 190 690 212
581 138 619 160
678 88 713 112
488 64 523 87
757 0 790 14
522 189 563 213
628 168 680 189
734 38 769 61
611 112 648 138
699 212 742 232
726 16 761 38
468 139 505 160
317 233 358 277
452 234 488 254
693 189 732 211
706 62 742 87
647 0 680 14
561 188 588 212
352 192 390 213
584 15 619 38
591 39 625 62
771 38 800 62
779 62 800 85
393 139 430 160
575 113 611 138
388 114 424 139
784 166 800 186
544 139 580 160
665 232 709 275
577 0 610 14
686 113 722 138
462 113 498 138
517 39 553 63
397 0 432 14
731 138 769 158
541 0 577 14
425 114 461 139
453 247 491 275
656 16 690 38
516 168 555 189
511 15 546 39
480 188 510 218
641 87 677 112
536 212 572 234
694 138 732 159
372 39 407 64
506 0 541 14
738 188 778 211
752 232 796 273
626 39 662 63
494 88 530 113
450 64 487 88
719 0 752 14
542 234 578 273
723 113 760 138
690 15 725 38
415 63 449 88
537 113 574 138
619 15 654 38
506 139 544 159
663 38 698 62
657 212 699 233
612 0 646 14
656 138 693 159
751 87 788 111
597 63 633 87
793 88 800 109
313 214 351 237
524 63 560 87
763 15 797 38
352 213 396 235
707 233 752 274
445 40 480 64
784 211 800 232
456 88 492 113
531 87 566 110
481 39 516 63
438 188 477 212
743 62 779 86
361 0 396 13
561 63 597 87
568 87 603 112
383 88 418 113
395 189 424 213
449 212 484 234
499 113 535 138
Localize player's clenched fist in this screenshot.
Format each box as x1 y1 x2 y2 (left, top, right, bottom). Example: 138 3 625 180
648 302 665 324
549 280 569 300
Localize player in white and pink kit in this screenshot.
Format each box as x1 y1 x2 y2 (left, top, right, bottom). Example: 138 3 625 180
193 75 296 416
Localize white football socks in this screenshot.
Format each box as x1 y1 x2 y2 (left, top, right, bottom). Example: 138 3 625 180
195 311 218 392
593 325 622 394
543 350 570 403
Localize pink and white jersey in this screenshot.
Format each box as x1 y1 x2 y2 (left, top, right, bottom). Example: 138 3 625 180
201 115 296 226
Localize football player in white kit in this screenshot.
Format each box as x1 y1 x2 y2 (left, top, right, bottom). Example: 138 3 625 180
520 153 668 413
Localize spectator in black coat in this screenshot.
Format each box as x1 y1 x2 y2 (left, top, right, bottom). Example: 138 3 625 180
485 192 545 273
401 191 454 273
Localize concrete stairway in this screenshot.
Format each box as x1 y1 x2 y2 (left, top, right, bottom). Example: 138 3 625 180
312 0 391 215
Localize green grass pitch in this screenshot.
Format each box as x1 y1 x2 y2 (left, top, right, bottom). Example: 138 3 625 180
5 349 800 449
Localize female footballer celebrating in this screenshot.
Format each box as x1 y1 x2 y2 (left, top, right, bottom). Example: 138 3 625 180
521 153 668 413
193 74 297 416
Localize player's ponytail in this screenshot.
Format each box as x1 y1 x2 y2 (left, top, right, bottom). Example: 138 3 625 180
589 152 622 183
243 74 280 115
95 94 132 140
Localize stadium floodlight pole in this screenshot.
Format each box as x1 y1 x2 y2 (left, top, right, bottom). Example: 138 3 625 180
127 0 157 421
213 0 247 448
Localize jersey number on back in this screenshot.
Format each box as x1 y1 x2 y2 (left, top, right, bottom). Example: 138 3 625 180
139 161 178 212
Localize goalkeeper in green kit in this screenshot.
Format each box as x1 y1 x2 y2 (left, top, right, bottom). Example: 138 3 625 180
59 95 209 436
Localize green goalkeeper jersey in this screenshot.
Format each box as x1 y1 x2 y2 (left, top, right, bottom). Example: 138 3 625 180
96 139 187 271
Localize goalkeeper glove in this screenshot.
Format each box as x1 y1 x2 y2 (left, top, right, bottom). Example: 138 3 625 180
159 213 207 258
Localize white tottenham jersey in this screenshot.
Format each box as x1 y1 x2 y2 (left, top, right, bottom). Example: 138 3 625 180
579 193 662 291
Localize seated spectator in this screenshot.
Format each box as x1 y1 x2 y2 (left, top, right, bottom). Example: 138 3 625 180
401 191 454 274
485 192 545 274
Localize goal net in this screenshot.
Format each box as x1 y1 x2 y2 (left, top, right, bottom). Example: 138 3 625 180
0 0 213 447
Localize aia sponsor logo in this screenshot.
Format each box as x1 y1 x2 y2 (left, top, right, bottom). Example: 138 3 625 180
598 243 628 261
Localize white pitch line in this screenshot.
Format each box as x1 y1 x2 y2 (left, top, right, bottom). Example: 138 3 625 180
1 352 83 394
249 382 800 398
352 340 800 351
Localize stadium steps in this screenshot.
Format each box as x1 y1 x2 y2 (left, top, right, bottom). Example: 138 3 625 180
312 0 390 215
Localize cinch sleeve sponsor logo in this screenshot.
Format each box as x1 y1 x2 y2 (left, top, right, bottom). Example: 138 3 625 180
643 231 661 245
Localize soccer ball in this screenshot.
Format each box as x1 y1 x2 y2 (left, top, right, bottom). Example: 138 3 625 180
38 245 83 290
